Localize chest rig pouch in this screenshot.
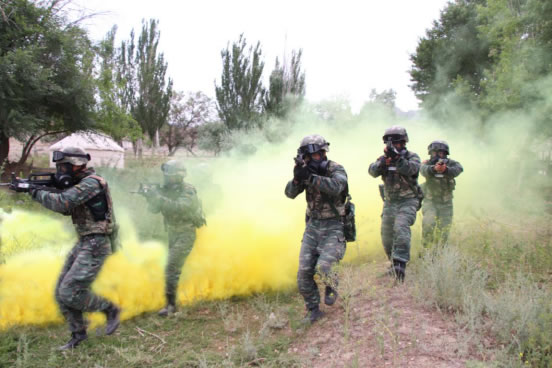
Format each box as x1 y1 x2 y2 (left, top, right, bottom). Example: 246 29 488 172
325 183 356 242
86 191 108 221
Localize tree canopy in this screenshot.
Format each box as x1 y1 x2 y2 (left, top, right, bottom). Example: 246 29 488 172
0 0 96 165
410 0 552 134
215 34 266 131
265 49 306 118
118 19 173 145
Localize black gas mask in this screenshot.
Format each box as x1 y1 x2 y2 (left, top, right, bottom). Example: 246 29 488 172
52 150 91 189
306 154 328 176
55 163 76 189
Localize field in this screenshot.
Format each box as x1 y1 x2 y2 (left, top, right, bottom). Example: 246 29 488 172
1 159 552 368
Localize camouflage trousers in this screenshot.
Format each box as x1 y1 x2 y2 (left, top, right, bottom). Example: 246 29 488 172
165 229 196 305
297 218 346 310
55 234 115 333
381 198 419 263
422 199 453 247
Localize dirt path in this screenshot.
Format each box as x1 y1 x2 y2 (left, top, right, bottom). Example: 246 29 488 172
289 263 473 367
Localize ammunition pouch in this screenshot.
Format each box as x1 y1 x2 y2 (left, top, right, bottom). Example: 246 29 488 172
342 197 356 242
86 192 108 221
327 186 356 242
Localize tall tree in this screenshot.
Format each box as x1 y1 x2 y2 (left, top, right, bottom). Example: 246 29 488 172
477 0 552 125
0 0 96 166
215 34 266 130
118 19 172 146
265 49 306 118
368 88 397 109
197 121 229 156
161 91 217 155
409 0 491 111
95 26 141 144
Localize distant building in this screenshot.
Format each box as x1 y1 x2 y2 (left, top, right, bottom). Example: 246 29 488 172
49 132 125 169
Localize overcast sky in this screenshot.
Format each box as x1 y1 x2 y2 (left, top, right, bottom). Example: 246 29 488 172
74 0 449 112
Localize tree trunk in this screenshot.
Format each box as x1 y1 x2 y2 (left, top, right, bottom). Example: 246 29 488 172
136 138 143 159
0 132 9 166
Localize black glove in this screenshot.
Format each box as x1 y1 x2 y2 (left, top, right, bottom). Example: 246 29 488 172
293 164 310 182
386 146 399 159
377 155 387 166
429 156 439 165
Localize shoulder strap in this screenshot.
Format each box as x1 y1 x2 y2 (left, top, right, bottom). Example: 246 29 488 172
87 174 107 190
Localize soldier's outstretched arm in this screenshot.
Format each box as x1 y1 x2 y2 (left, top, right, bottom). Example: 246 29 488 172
285 179 305 199
152 190 200 216
368 157 385 178
396 153 421 176
309 164 347 196
445 160 464 177
31 177 102 214
420 162 434 178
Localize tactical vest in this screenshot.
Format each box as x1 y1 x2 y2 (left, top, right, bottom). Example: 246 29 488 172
159 182 206 231
71 171 116 237
305 160 347 219
424 171 456 202
381 151 419 200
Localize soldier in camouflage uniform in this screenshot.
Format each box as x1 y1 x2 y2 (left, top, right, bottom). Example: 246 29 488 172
143 160 205 316
369 126 421 281
29 147 120 350
285 134 348 323
420 140 463 247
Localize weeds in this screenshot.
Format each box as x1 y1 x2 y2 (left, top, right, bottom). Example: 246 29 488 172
339 264 361 342
413 227 552 366
15 333 29 368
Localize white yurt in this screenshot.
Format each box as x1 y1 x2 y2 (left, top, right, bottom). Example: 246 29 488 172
49 132 125 169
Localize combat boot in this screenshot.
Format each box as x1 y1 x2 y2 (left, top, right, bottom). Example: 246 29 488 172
158 304 176 317
58 331 87 350
324 286 338 306
103 304 121 335
303 306 325 324
393 260 406 282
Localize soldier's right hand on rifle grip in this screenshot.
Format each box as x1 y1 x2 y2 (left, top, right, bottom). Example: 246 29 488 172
293 164 310 182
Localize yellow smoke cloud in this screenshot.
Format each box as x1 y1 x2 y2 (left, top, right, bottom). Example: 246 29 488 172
2 105 531 330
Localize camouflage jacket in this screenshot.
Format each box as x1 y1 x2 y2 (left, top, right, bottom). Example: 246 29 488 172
285 160 348 220
32 168 116 237
147 181 205 232
369 150 421 200
420 158 463 202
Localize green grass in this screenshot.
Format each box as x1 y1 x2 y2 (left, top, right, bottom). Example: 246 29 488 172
412 212 552 367
0 291 305 368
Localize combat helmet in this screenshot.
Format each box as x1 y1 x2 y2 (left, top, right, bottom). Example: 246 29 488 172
52 147 91 166
382 126 409 143
298 134 330 155
161 160 187 177
427 140 450 155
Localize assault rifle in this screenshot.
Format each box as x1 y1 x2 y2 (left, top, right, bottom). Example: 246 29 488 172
431 158 449 178
0 172 59 193
294 149 306 167
429 156 449 165
130 183 161 196
385 141 400 160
